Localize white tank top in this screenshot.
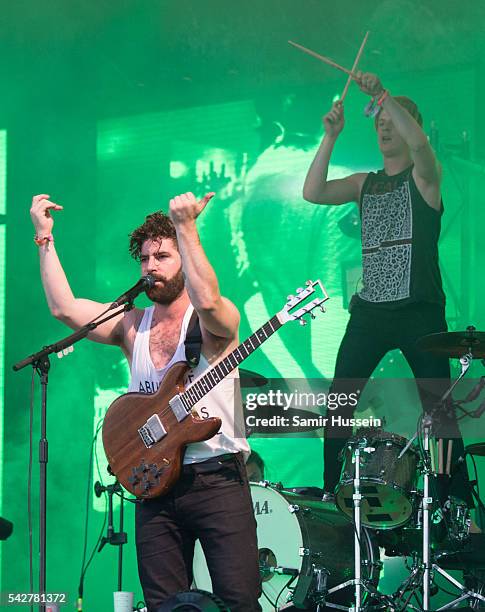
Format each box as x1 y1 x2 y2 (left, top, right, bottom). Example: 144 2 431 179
128 305 250 464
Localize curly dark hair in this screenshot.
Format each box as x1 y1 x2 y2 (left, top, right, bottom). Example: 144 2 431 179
129 211 178 260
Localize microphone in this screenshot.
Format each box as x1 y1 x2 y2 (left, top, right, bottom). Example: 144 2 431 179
109 275 155 310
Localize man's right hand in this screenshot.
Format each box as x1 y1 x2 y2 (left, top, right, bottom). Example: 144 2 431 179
30 194 63 236
323 101 344 138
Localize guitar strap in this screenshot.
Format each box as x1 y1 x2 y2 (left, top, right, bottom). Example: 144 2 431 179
184 309 202 368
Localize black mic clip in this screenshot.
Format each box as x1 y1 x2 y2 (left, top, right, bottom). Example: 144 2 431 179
109 275 155 310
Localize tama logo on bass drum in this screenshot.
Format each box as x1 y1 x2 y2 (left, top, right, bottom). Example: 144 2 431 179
253 500 271 515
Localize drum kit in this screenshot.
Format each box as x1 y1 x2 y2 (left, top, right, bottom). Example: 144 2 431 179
195 329 485 610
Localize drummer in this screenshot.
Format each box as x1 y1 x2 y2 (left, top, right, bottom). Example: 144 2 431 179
303 71 473 507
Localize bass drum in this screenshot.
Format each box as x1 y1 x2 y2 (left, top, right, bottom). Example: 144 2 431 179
193 483 381 610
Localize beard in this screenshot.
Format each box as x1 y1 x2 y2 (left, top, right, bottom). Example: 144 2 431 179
145 267 185 305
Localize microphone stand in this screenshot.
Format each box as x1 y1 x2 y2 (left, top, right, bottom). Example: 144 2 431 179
96 481 127 591
12 302 134 612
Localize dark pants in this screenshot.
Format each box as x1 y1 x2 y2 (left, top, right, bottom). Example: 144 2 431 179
135 453 262 612
324 301 472 505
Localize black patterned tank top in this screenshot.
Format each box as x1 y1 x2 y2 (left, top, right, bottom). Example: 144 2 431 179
354 165 445 309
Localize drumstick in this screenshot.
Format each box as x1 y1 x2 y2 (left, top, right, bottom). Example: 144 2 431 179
288 41 359 80
340 31 369 102
446 440 453 476
438 438 443 474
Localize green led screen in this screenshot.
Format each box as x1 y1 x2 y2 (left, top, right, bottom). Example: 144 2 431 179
3 64 484 611
91 75 484 606
0 130 6 584
96 68 481 489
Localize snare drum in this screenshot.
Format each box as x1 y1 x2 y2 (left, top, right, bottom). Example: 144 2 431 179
335 430 419 529
193 482 381 610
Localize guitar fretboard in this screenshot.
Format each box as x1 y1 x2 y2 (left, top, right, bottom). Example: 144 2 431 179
180 314 281 409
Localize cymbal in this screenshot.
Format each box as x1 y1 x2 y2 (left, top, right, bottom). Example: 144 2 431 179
466 442 485 457
239 369 268 387
417 329 485 359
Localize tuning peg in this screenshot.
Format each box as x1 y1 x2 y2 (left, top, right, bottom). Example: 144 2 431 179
320 306 326 313
296 287 303 293
287 295 295 301
305 280 313 285
310 313 316 319
299 318 307 326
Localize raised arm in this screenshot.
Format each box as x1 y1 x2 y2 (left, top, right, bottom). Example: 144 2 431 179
169 192 239 340
356 72 441 209
303 101 367 205
30 194 124 345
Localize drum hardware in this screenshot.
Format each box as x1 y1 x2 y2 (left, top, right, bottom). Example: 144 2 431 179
335 414 484 611
193 483 381 611
326 441 393 612
391 553 432 612
466 442 485 457
393 422 484 611
354 443 364 611
313 567 330 612
380 333 485 610
416 326 485 360
392 402 484 608
441 497 471 546
336 430 419 530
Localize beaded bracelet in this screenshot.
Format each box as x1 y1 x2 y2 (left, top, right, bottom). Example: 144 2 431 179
34 234 54 246
364 89 389 118
377 89 389 106
364 96 380 118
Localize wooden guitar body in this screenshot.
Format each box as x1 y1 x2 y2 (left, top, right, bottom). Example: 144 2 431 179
102 361 222 498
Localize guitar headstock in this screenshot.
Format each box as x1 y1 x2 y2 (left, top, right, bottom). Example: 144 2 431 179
278 279 329 326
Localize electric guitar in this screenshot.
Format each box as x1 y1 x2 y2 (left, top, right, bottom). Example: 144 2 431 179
102 280 329 498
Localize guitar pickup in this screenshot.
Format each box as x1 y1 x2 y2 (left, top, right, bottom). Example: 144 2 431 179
138 414 167 449
169 394 190 422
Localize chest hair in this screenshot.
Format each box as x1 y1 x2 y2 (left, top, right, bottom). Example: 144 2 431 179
149 318 184 370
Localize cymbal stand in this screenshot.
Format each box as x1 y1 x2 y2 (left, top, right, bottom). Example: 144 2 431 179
354 445 363 610
391 553 425 611
424 350 485 610
422 414 433 611
394 357 485 611
394 413 434 611
398 350 473 460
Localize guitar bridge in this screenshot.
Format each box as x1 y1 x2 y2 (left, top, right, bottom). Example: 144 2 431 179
138 414 167 449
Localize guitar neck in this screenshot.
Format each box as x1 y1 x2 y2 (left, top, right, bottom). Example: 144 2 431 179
181 314 282 409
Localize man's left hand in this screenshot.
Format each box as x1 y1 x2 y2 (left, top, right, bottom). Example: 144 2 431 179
355 71 384 97
169 192 215 225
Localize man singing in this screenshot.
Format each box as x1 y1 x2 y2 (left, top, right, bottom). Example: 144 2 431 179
30 191 262 611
